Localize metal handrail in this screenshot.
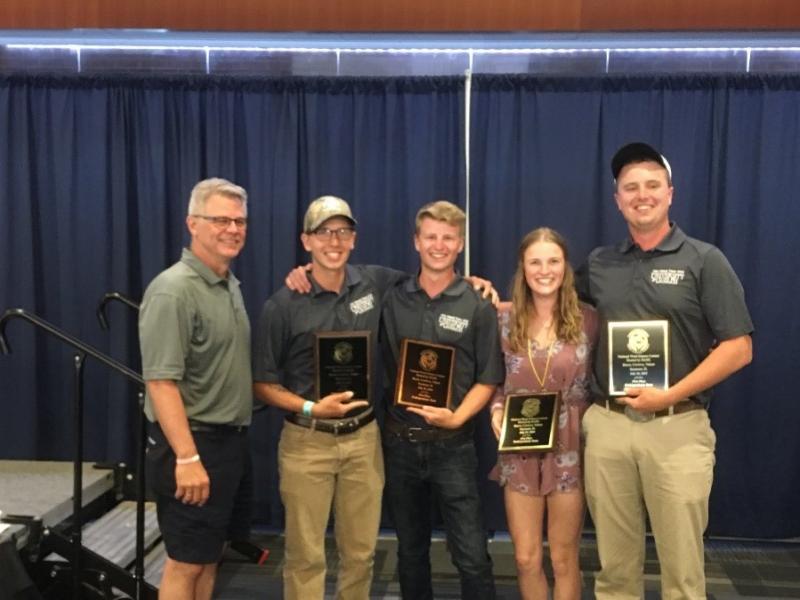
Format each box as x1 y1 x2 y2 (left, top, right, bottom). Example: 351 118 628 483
96 292 141 331
0 308 143 384
0 307 147 599
94 292 150 595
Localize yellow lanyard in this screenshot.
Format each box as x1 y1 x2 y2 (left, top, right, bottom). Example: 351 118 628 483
527 338 555 391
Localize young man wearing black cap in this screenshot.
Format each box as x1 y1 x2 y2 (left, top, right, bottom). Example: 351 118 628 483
577 143 754 599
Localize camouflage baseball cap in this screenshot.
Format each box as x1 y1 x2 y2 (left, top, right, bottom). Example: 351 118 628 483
303 196 357 233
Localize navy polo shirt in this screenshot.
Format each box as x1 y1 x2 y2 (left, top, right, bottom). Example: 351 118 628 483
576 224 753 406
381 275 505 427
253 264 405 418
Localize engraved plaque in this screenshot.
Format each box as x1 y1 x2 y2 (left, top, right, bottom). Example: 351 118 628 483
394 338 455 409
498 392 560 453
608 320 669 396
315 330 370 402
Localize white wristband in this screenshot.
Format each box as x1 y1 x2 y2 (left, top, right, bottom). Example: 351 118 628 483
176 454 200 465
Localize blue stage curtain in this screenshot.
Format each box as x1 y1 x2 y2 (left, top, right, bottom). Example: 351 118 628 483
0 74 465 527
469 73 800 538
2 71 799 538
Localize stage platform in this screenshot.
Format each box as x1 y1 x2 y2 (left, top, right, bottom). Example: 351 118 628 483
0 460 166 598
0 460 114 550
0 459 265 596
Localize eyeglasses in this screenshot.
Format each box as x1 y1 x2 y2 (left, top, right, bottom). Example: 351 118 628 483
312 226 355 241
193 215 248 229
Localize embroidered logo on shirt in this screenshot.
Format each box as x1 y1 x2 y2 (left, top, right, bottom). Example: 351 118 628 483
650 269 685 285
349 293 375 315
438 313 469 333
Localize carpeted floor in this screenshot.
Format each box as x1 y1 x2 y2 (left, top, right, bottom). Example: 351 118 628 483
214 531 800 599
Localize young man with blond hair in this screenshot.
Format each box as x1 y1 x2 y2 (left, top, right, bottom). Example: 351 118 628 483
380 200 504 600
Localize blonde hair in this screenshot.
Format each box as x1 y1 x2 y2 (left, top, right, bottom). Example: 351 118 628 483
414 200 466 237
508 227 583 353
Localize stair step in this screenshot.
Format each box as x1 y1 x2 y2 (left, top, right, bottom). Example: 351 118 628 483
81 501 160 568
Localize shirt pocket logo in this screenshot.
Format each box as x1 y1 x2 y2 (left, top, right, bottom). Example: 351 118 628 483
438 313 469 334
350 293 375 315
191 313 208 345
650 268 685 285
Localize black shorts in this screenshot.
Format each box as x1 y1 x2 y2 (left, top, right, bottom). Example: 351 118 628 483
146 423 253 564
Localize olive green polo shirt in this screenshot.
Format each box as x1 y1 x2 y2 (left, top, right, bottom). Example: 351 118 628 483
139 248 252 425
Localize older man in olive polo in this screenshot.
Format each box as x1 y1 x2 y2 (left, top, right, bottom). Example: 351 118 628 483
140 178 253 600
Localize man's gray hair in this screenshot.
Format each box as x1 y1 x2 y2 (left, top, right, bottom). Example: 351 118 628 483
187 178 248 216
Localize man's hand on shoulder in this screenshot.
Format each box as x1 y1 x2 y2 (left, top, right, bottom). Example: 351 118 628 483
285 263 313 294
465 275 500 307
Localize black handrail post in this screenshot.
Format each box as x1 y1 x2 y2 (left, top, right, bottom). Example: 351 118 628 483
97 292 141 331
134 390 146 599
72 353 86 600
95 295 149 600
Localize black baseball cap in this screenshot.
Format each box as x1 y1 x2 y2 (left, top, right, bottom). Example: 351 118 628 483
611 142 672 181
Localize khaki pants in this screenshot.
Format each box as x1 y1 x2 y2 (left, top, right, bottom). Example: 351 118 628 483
582 404 716 600
278 419 384 600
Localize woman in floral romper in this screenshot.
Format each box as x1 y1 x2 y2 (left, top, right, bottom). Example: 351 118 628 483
490 227 597 600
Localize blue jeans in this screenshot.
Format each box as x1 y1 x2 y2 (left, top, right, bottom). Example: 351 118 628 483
383 430 496 600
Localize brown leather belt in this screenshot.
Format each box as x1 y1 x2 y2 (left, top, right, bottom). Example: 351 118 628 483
285 409 374 435
384 416 472 443
594 399 703 420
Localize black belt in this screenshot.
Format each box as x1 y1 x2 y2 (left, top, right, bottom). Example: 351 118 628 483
594 399 703 420
384 416 472 443
187 420 248 434
285 409 375 436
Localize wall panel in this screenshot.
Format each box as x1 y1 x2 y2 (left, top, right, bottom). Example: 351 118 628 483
1 0 797 31
4 0 575 32
580 0 800 31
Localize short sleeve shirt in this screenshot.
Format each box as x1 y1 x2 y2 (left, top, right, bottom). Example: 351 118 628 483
252 264 406 417
576 224 753 406
381 275 505 427
139 248 252 425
